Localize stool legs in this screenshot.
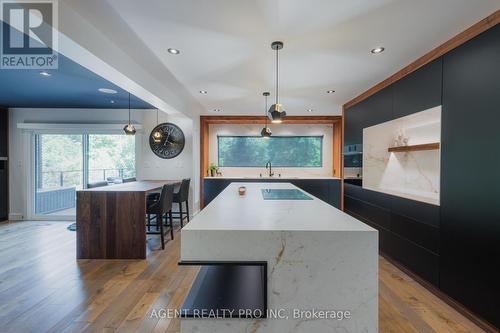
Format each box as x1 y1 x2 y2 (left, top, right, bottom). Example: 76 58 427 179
169 211 174 240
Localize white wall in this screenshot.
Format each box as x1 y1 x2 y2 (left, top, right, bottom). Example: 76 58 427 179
208 123 333 178
138 111 197 213
8 108 197 220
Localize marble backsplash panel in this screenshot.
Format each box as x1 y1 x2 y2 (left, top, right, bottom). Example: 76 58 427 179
363 106 441 205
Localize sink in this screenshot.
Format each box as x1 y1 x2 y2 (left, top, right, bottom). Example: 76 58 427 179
261 189 312 200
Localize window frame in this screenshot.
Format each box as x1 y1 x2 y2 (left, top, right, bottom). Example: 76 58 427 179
217 135 324 168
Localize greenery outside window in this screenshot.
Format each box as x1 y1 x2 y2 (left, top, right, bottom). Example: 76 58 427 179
218 136 323 167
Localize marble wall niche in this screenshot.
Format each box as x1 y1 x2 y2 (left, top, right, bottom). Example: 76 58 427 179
363 106 441 205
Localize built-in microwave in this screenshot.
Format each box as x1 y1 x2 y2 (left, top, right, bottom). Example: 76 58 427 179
343 144 362 168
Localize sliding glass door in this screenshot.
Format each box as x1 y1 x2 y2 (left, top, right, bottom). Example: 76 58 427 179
88 134 136 183
33 133 135 219
34 134 83 217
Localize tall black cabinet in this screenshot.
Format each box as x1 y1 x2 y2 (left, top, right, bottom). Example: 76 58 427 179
440 24 500 327
344 24 500 328
0 108 8 221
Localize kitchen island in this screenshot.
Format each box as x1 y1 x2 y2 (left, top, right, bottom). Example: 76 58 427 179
76 180 180 259
180 182 378 332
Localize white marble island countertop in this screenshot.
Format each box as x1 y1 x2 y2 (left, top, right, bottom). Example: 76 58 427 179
180 183 378 333
186 182 368 232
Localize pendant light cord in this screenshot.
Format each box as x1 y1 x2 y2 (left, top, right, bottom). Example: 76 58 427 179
265 94 268 127
275 47 279 105
128 93 131 124
156 108 159 125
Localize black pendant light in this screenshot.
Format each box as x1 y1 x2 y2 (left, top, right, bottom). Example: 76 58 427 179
268 41 286 123
261 92 272 138
123 92 136 135
152 108 163 143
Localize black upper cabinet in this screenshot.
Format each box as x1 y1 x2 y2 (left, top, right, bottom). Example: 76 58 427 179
441 25 500 328
0 108 7 157
344 86 393 146
393 58 443 118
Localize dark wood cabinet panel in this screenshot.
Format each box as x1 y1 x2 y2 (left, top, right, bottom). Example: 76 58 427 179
441 24 500 328
393 58 443 118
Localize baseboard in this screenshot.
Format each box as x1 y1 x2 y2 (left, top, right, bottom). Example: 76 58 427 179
380 252 499 333
8 213 23 221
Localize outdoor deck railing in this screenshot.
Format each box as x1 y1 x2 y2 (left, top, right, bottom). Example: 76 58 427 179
35 168 134 214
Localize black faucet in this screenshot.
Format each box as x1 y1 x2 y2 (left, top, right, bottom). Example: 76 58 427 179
265 160 274 177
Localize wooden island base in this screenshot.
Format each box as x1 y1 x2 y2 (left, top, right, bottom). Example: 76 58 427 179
76 180 180 259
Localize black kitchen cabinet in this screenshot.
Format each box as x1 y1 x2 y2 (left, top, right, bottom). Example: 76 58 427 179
440 25 500 328
384 231 440 286
344 87 393 146
0 108 7 157
0 108 7 221
343 21 500 327
344 183 440 286
0 161 7 221
392 58 443 118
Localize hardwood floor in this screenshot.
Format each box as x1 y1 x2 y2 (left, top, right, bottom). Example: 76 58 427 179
0 221 486 333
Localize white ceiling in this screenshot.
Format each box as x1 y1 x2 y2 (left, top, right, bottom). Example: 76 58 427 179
105 0 499 116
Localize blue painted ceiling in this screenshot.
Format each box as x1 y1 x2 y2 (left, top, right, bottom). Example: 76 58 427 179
0 22 154 109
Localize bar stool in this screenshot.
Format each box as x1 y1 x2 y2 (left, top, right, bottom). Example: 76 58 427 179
146 184 174 249
172 178 190 228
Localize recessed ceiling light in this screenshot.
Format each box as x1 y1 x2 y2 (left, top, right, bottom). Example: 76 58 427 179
307 108 313 112
199 90 208 94
39 71 51 77
98 88 118 94
327 90 335 94
371 47 385 54
167 48 180 55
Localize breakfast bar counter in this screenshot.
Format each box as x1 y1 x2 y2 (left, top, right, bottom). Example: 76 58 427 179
76 180 180 259
180 182 378 332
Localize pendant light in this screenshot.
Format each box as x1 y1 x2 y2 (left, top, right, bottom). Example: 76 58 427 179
261 92 272 138
123 92 136 135
152 109 163 143
268 41 286 123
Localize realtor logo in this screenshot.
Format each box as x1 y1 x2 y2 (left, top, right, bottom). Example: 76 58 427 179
1 0 58 69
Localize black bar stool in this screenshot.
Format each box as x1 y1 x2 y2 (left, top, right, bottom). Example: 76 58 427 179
172 178 190 228
146 184 174 250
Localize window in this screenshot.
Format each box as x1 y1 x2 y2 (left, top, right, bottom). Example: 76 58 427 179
88 134 136 183
218 136 323 167
34 133 135 217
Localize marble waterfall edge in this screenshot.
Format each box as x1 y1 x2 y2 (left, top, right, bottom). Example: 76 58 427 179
180 182 378 333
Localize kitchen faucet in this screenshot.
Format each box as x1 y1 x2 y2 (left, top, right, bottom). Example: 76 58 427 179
265 160 274 177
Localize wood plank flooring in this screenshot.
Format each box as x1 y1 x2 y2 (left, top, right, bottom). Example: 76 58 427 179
0 221 486 333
